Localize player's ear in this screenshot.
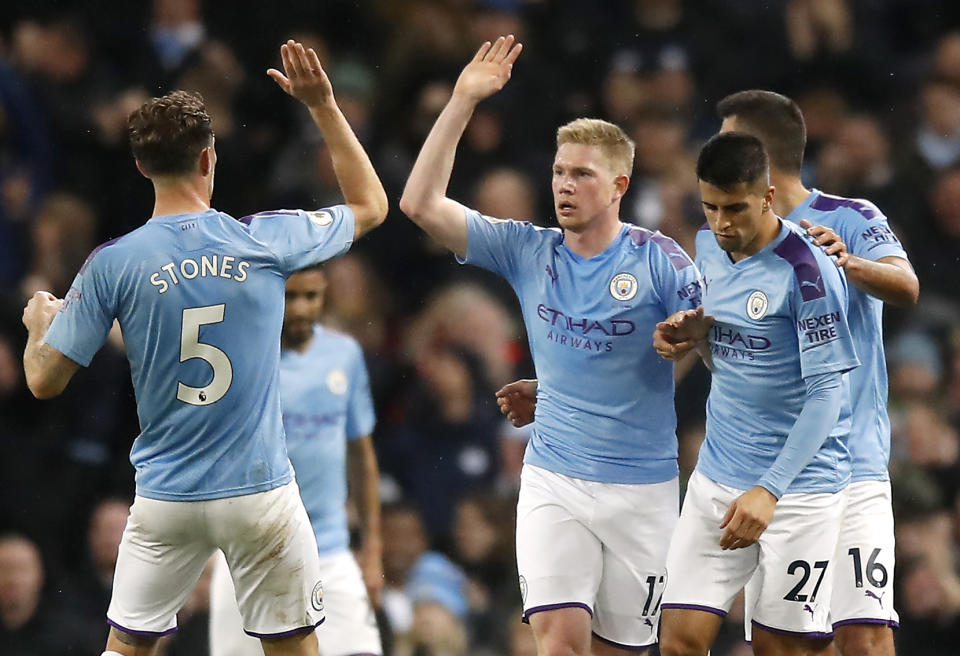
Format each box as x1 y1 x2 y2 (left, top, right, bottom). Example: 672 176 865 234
762 185 775 213
613 174 630 201
199 147 213 177
134 160 151 179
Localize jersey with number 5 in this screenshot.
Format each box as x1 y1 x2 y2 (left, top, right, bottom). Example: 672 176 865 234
45 206 355 501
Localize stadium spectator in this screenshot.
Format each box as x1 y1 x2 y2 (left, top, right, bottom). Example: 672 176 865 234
0 532 89 655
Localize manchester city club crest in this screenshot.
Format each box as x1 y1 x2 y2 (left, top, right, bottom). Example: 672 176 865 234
311 580 324 611
746 290 769 320
609 272 639 301
326 368 348 395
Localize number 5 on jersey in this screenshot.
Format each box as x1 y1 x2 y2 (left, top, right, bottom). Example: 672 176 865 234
178 304 233 406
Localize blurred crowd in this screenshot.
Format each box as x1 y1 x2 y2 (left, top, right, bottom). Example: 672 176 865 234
1 1 959 655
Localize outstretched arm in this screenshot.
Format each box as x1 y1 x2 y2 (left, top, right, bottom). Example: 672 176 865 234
399 35 523 258
269 40 388 239
800 220 919 306
22 291 79 398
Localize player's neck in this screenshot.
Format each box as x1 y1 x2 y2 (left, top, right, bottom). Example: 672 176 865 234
151 178 212 218
770 171 810 219
563 212 623 259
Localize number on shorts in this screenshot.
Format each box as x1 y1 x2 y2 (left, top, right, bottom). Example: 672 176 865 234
783 560 829 602
641 575 666 616
176 304 233 406
848 547 888 588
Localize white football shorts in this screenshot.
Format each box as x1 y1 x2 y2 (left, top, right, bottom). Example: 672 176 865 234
107 481 324 639
515 464 679 649
662 470 847 638
210 548 382 656
744 479 897 640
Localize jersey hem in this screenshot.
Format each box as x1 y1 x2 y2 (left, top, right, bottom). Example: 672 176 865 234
849 472 890 483
695 468 850 496
134 472 293 502
524 454 679 485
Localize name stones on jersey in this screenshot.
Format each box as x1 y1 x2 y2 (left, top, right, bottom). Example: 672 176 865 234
149 254 251 293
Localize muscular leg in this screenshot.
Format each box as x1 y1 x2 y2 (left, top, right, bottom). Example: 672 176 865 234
834 624 894 656
659 608 724 656
104 627 160 656
528 606 592 656
751 625 832 656
260 630 319 656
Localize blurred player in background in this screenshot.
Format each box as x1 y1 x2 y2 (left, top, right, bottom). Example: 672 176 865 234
655 132 859 656
21 40 387 656
209 264 383 656
400 36 702 655
717 90 918 656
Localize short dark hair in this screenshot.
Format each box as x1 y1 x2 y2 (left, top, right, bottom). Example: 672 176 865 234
716 90 805 174
128 91 213 176
696 132 769 192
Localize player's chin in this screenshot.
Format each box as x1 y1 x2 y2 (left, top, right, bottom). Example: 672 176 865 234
282 321 312 341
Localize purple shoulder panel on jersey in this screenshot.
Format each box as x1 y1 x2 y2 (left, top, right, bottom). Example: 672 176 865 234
773 232 827 302
650 231 694 271
79 236 123 274
628 226 652 246
810 194 881 220
238 209 301 225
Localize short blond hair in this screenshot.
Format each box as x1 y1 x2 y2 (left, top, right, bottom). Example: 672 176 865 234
556 118 635 178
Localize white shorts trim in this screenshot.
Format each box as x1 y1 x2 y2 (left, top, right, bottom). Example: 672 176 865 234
108 481 323 638
210 548 381 655
516 464 678 647
662 470 846 638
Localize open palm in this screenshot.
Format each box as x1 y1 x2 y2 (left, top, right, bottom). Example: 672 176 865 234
454 35 523 103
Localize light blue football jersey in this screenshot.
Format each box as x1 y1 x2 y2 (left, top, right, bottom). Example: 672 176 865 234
694 219 860 495
786 190 908 483
44 206 355 501
460 207 702 484
281 325 375 555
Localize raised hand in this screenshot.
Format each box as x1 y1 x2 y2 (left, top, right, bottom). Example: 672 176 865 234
267 40 335 110
453 35 523 104
22 291 63 336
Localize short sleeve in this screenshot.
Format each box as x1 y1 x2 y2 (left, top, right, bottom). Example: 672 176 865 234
792 260 860 380
840 205 909 263
648 231 703 315
458 207 546 283
240 204 355 274
44 251 115 367
345 342 376 440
